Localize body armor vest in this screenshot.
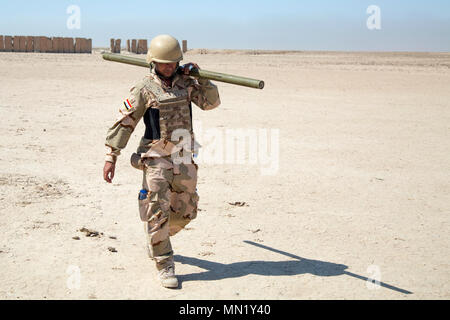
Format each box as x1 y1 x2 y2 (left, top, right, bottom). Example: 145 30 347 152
142 79 194 155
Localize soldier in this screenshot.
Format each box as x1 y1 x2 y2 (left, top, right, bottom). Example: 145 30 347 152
102 34 220 288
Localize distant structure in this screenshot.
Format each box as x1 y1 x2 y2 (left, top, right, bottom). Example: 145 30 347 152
136 39 148 54
111 38 147 54
110 38 121 53
128 39 148 54
106 38 187 55
0 35 92 53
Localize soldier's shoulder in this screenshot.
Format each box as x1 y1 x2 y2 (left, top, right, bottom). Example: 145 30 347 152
128 76 156 96
137 74 163 90
131 76 151 90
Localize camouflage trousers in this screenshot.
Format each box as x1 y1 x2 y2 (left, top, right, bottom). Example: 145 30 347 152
138 156 199 264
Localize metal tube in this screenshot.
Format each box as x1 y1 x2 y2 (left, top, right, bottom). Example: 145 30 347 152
102 52 264 89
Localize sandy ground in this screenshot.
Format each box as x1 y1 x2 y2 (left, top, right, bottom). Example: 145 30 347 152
0 49 449 300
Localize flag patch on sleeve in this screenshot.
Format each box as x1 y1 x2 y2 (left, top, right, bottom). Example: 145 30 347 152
123 99 134 110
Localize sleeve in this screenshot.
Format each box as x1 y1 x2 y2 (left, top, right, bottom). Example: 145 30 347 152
104 82 149 163
189 77 221 111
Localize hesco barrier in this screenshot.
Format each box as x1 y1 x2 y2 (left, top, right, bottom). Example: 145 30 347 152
0 35 92 53
108 38 187 55
111 38 148 54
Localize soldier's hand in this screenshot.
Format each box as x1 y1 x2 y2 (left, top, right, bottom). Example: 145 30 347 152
103 161 116 183
181 62 200 75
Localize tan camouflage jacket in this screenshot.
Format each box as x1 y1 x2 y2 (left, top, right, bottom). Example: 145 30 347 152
105 66 220 163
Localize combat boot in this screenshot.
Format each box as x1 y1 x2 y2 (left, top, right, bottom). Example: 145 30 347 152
156 259 178 288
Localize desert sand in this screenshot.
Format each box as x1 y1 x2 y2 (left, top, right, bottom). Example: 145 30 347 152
0 49 449 299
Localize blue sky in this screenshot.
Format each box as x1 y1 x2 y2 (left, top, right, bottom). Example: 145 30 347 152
0 0 449 51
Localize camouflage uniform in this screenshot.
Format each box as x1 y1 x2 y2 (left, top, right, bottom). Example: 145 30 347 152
105 64 220 265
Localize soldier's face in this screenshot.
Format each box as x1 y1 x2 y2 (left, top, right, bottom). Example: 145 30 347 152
155 62 178 78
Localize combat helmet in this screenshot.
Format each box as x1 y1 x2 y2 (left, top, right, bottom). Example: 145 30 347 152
146 34 183 64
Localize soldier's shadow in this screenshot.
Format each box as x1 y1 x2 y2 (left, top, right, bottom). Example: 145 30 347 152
174 240 412 294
